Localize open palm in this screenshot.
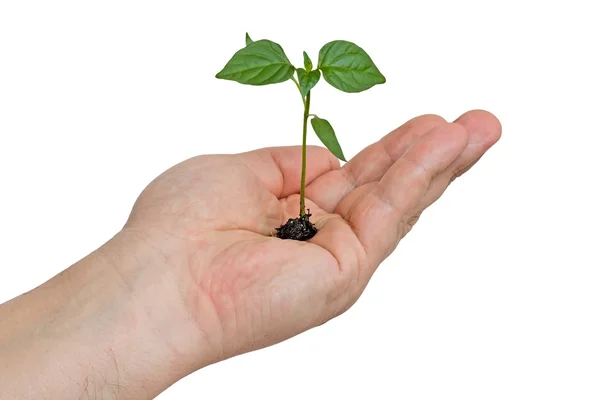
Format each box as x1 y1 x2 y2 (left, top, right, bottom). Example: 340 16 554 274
125 110 501 363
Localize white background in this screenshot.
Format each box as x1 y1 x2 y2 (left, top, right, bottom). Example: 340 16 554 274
1 1 599 399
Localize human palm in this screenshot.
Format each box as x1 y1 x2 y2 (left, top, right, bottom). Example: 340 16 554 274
124 111 501 364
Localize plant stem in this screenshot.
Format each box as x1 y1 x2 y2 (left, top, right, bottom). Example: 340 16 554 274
299 90 311 216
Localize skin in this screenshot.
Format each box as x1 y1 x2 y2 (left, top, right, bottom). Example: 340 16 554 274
0 110 501 399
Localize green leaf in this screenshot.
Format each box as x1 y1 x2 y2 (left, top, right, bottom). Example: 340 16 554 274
245 32 253 46
303 51 313 71
310 116 346 161
317 40 386 93
216 39 295 86
297 68 321 97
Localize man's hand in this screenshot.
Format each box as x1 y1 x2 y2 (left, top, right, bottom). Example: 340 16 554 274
0 110 501 399
123 110 501 364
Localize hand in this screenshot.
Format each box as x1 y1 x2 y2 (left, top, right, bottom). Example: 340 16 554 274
0 110 501 398
122 110 501 367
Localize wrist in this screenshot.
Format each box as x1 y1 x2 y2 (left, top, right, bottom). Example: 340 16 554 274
92 228 220 387
0 229 215 398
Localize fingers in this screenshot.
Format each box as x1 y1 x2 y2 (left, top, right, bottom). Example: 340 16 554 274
306 114 447 211
237 145 340 198
412 110 503 218
346 123 469 268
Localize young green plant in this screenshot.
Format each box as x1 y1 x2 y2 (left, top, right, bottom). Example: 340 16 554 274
216 33 386 240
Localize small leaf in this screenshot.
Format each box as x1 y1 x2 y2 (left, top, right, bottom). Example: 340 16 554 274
303 51 313 71
245 32 253 46
216 39 295 86
297 68 321 97
310 116 346 161
318 40 386 93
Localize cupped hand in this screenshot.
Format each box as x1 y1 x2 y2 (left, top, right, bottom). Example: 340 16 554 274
122 110 501 371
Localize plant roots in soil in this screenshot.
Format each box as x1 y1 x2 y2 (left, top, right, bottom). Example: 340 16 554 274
275 211 318 241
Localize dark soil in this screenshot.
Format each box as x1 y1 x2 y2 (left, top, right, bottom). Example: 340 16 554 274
275 210 318 241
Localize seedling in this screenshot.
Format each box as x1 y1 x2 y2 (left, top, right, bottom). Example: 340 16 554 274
216 33 386 240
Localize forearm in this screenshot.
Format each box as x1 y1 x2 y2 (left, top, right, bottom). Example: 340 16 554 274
0 231 212 399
